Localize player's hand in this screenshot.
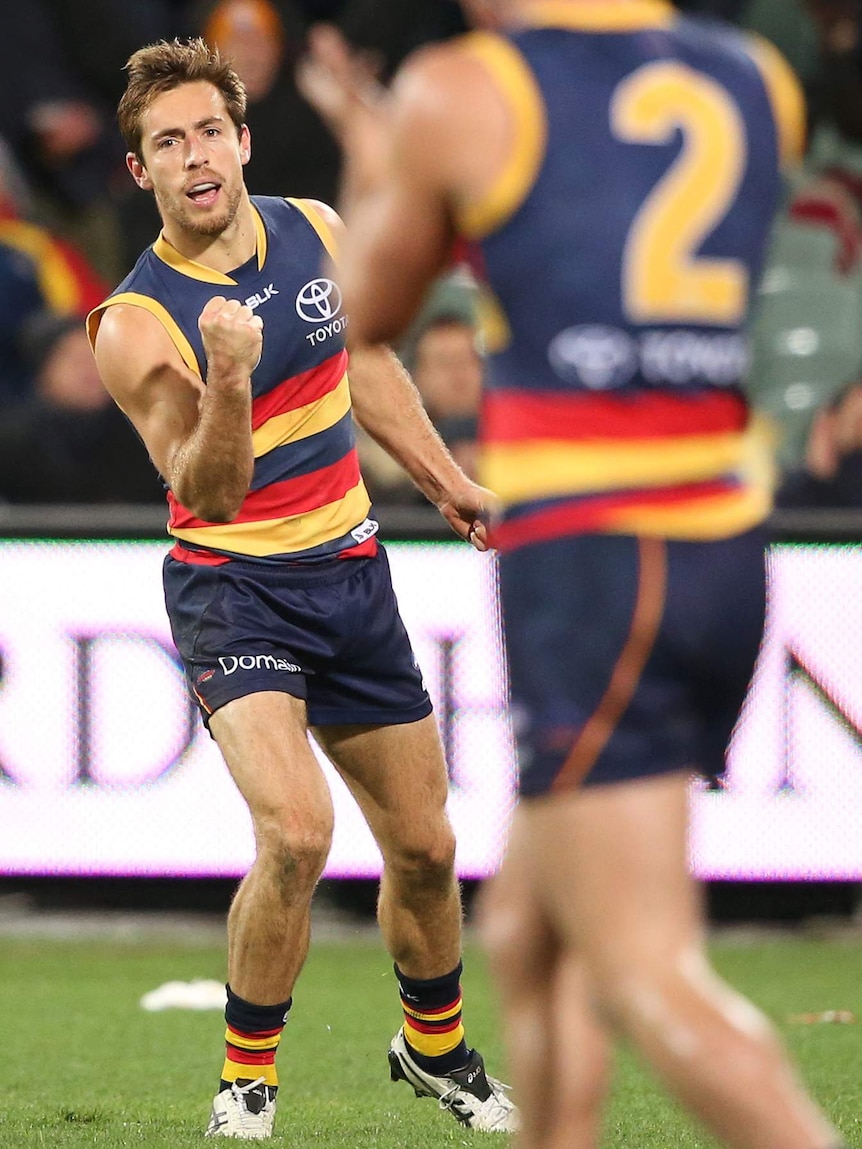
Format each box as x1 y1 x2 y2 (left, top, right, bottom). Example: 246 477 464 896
297 25 390 198
833 382 862 453
804 382 862 479
198 296 263 386
436 482 500 552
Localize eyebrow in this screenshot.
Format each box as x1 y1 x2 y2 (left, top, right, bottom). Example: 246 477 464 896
150 115 225 142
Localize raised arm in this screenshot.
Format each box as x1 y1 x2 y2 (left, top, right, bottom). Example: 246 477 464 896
297 25 512 345
92 296 262 522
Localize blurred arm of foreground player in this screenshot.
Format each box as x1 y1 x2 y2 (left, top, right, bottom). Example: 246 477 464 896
296 21 511 347
306 194 497 549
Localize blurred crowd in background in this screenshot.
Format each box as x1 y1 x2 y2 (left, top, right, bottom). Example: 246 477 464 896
4 0 862 511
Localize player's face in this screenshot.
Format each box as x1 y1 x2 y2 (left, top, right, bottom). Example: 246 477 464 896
130 81 250 239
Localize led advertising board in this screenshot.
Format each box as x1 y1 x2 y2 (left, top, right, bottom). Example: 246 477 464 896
0 540 859 879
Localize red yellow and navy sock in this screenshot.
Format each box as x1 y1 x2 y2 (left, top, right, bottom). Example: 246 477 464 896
219 985 291 1092
395 960 470 1074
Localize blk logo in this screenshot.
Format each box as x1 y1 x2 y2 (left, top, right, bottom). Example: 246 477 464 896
245 283 279 310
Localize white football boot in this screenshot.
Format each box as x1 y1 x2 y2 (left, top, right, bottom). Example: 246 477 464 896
388 1028 519 1133
205 1077 277 1139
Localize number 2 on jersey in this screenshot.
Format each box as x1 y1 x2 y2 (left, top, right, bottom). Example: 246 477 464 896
611 60 748 326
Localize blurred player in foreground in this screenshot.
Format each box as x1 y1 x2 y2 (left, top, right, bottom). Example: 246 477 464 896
88 37 516 1141
299 1 849 1146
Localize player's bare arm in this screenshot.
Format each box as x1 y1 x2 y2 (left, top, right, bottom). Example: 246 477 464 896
348 343 496 550
299 28 514 345
300 196 496 550
92 297 261 522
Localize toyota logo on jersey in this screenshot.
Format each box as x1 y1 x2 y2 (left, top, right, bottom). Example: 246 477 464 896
295 278 342 322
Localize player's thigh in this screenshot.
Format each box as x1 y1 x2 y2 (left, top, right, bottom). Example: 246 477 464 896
312 714 453 860
211 691 334 839
670 529 767 771
523 770 702 970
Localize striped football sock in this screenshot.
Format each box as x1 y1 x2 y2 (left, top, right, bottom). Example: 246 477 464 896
395 960 470 1074
219 985 291 1091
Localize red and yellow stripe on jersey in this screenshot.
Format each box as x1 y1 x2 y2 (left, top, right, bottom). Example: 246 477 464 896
167 346 371 559
481 389 775 550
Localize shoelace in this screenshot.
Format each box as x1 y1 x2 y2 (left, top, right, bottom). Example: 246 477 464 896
483 1094 518 1131
436 1074 515 1130
477 1074 517 1131
230 1076 267 1125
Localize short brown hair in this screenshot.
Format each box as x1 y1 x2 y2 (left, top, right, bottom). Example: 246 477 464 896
118 38 247 158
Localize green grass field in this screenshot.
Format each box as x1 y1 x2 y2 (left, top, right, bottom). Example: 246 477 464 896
1 924 860 1148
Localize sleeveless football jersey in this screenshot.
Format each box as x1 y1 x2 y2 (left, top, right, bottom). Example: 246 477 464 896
455 0 804 550
88 196 376 562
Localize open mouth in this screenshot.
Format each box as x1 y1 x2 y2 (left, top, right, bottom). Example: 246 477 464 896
186 181 221 207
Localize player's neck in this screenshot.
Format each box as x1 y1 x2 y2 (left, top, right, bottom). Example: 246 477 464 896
159 190 258 274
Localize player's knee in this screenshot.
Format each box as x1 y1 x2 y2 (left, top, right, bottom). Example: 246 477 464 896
578 944 671 1032
386 822 456 884
480 898 532 981
589 950 775 1053
254 810 334 892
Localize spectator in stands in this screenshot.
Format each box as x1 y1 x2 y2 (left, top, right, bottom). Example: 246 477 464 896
802 0 862 143
408 312 483 482
0 311 163 504
748 228 862 507
742 0 862 505
352 275 483 504
0 2 107 212
0 1 181 283
0 240 57 404
193 0 342 204
0 160 108 404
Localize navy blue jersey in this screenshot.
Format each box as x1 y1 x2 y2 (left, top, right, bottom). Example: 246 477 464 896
454 2 804 548
88 196 376 561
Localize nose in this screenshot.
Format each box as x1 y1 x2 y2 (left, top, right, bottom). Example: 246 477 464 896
184 135 206 168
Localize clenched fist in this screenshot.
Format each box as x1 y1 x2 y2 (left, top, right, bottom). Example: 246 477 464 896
198 296 263 387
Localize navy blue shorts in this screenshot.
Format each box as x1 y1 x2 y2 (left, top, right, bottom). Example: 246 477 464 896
498 530 767 796
163 546 432 728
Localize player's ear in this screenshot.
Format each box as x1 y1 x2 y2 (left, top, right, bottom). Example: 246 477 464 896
240 124 251 166
127 152 153 191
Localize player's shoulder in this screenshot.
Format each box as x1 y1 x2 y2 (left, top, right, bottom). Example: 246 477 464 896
90 297 175 366
673 11 799 86
295 198 343 233
393 33 507 109
671 13 805 166
283 197 343 262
